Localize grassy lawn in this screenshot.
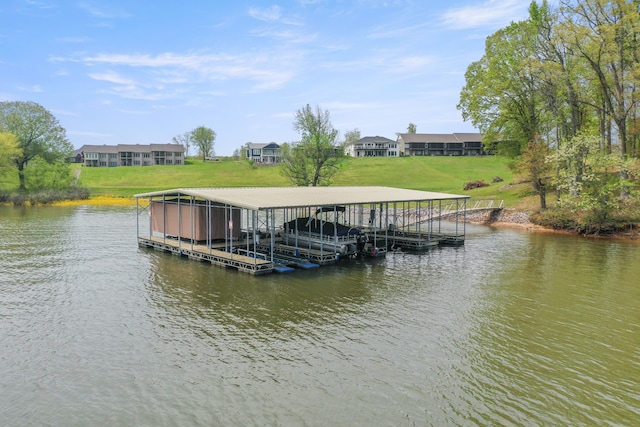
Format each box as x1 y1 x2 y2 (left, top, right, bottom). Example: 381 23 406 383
69 156 532 208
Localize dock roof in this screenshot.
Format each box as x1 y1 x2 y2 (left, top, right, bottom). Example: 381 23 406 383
134 186 469 211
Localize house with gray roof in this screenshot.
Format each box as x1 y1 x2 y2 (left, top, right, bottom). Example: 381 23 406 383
79 144 185 167
397 133 484 156
346 136 399 157
246 142 282 164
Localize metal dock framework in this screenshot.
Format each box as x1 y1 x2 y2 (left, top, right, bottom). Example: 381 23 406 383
134 187 470 275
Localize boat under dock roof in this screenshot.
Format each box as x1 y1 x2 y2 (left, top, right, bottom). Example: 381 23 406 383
134 186 469 210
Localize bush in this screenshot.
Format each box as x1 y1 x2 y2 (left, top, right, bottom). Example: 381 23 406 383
531 207 639 235
464 180 490 190
0 188 90 206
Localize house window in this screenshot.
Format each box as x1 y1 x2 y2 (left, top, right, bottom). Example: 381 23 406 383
133 152 140 157
134 160 140 165
143 153 150 158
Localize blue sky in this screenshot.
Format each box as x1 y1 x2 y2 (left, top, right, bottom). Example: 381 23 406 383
1 0 532 156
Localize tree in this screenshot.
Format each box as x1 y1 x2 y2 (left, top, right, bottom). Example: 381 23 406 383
0 101 73 192
530 1 587 143
553 133 639 225
343 128 361 156
559 0 640 155
172 131 191 157
458 9 550 156
407 122 417 134
281 104 344 186
190 126 216 161
517 140 554 209
343 128 361 146
0 132 22 182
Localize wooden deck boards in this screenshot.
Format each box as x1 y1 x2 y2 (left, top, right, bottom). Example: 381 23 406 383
139 236 273 274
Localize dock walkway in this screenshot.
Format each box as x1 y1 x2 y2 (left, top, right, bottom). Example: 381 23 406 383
138 237 274 275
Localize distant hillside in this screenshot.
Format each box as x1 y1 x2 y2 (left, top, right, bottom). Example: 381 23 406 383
72 156 527 206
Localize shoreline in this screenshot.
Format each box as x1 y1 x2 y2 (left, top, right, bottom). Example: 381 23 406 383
50 195 139 207
464 208 640 241
44 196 640 241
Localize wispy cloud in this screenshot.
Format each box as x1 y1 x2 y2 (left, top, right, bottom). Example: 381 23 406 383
248 5 303 26
441 0 528 30
249 5 282 22
77 51 299 94
51 109 78 116
78 2 129 19
23 0 56 9
89 71 136 85
368 22 429 40
17 85 43 92
319 50 433 76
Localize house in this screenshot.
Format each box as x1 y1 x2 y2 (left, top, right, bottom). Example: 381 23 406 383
246 142 282 164
346 136 399 157
79 144 185 167
397 133 484 156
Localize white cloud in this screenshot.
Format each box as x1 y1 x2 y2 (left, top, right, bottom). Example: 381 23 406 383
17 85 43 92
441 0 528 30
78 51 299 93
248 6 282 23
77 2 129 19
368 22 429 40
392 56 433 73
51 109 78 116
248 5 303 26
89 71 136 85
23 0 56 10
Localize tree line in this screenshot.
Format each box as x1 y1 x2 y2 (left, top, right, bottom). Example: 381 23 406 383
0 99 355 201
0 101 84 203
458 0 640 232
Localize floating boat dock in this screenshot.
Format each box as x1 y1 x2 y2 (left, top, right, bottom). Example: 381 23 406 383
134 186 469 275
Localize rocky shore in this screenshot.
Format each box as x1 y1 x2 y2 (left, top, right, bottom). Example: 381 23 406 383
464 208 533 228
464 208 639 240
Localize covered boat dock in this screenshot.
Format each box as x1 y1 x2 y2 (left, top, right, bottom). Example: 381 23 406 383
134 186 470 275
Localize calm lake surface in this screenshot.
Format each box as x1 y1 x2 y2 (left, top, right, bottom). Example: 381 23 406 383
1 205 639 426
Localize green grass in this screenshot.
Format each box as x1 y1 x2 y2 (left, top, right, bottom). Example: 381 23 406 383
70 156 529 207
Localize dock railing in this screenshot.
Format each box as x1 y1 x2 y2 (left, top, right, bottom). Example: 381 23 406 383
355 199 504 230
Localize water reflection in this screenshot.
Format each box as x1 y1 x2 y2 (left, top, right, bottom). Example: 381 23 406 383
145 249 388 335
1 207 639 426
464 231 640 425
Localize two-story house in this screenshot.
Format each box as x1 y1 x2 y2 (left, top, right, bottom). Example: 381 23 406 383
397 133 484 156
346 136 399 157
79 144 185 167
246 143 282 164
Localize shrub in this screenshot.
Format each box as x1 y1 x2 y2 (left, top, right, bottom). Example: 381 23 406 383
464 180 490 190
531 206 639 235
0 188 90 206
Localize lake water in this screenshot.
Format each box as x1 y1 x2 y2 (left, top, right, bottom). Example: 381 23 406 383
1 205 639 426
